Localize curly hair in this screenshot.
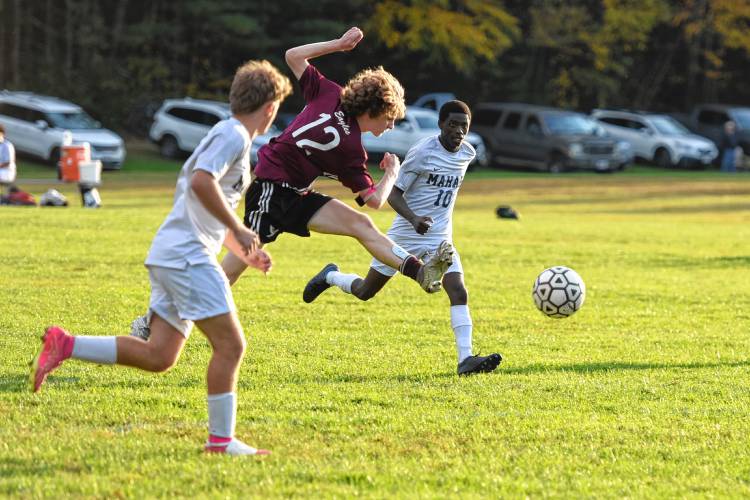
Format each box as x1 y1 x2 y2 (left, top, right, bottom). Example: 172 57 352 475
230 60 293 115
340 66 405 121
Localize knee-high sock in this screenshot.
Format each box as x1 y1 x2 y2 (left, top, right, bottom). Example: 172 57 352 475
326 271 360 294
71 336 117 364
450 305 473 363
207 392 236 439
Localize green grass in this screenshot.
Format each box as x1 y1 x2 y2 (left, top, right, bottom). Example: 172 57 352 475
2 148 750 498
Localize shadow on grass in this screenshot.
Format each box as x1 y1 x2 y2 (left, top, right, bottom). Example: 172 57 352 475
503 359 750 376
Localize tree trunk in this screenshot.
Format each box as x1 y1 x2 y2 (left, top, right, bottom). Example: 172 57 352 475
10 0 20 86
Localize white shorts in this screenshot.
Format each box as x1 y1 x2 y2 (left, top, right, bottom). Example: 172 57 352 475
371 241 463 278
147 261 235 337
0 166 16 184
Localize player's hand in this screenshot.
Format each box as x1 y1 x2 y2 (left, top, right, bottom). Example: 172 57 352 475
247 248 272 275
380 152 400 174
232 225 259 257
338 27 364 51
411 215 433 235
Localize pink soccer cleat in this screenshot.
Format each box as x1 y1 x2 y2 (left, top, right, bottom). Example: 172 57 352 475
29 326 74 393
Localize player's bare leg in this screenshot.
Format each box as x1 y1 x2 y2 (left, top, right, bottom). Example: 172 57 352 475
221 251 250 286
308 199 451 292
196 312 269 455
443 272 502 375
115 314 186 371
31 315 186 392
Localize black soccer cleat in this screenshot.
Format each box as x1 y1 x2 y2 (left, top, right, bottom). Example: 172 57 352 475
457 353 503 376
302 263 339 303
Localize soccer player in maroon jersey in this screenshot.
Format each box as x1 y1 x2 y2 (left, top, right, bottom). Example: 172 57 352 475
130 27 454 343
223 26 454 293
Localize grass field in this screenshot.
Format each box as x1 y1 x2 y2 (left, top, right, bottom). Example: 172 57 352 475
1 150 749 498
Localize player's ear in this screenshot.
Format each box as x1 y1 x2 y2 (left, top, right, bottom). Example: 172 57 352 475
264 100 279 119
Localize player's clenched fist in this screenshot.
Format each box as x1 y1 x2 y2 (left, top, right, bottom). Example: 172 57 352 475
380 152 400 174
338 27 363 51
411 215 433 235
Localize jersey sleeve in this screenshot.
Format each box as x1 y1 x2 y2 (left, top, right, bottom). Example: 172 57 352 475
299 64 342 103
338 162 374 193
0 144 8 163
394 144 427 193
194 128 244 180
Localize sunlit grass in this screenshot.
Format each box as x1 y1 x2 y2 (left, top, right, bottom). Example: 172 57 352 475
1 151 749 497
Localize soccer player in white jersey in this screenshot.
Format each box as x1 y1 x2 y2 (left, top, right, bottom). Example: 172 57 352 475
29 60 293 456
303 100 502 375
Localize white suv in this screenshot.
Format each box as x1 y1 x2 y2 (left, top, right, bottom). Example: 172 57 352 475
150 98 231 158
0 91 126 169
591 109 717 168
149 97 283 162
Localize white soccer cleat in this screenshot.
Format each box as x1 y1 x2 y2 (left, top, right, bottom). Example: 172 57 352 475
417 240 454 293
205 438 271 456
129 314 151 341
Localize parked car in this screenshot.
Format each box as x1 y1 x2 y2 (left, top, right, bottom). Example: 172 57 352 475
361 106 488 167
591 109 718 168
149 97 289 164
0 90 126 169
472 103 632 172
149 98 231 158
412 92 458 111
682 104 750 156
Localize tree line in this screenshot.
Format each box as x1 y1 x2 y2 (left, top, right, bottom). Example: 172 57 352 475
1 0 749 135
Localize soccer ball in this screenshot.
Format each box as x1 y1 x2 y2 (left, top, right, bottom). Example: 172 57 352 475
532 266 586 318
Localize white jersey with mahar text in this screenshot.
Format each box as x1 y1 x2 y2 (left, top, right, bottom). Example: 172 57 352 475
388 135 475 244
146 117 252 269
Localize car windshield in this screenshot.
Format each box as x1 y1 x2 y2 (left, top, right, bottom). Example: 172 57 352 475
649 116 690 135
544 113 598 135
415 114 439 130
733 109 750 129
46 111 101 129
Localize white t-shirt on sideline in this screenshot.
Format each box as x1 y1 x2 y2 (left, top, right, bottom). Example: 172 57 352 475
0 139 17 183
146 117 252 269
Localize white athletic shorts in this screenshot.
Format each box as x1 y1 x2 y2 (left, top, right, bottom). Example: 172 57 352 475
371 240 463 277
147 261 235 337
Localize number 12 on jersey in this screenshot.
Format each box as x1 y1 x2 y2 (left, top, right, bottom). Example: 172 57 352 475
291 113 340 153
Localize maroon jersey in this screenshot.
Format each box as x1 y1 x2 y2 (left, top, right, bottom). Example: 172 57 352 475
254 65 373 193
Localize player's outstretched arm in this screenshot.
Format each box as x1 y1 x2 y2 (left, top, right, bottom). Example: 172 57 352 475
285 27 363 80
191 170 259 258
360 152 400 209
388 187 433 235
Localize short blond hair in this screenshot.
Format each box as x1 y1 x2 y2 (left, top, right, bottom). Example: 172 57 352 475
341 66 406 121
229 60 293 115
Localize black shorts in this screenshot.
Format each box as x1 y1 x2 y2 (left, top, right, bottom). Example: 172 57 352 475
243 179 332 243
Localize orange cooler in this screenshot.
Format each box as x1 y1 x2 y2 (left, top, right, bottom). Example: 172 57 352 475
60 143 91 182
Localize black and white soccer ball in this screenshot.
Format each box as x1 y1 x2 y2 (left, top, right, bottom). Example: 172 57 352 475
532 266 586 318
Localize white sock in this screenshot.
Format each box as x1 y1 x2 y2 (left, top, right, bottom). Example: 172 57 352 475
207 392 236 438
450 305 473 363
325 271 360 294
71 336 117 364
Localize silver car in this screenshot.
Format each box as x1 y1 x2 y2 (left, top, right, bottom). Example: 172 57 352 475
361 106 488 167
149 97 281 164
591 109 718 168
0 91 126 169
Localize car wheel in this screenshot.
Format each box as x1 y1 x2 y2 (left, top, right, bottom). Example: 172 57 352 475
654 148 672 168
160 135 180 159
48 147 61 167
547 155 565 174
